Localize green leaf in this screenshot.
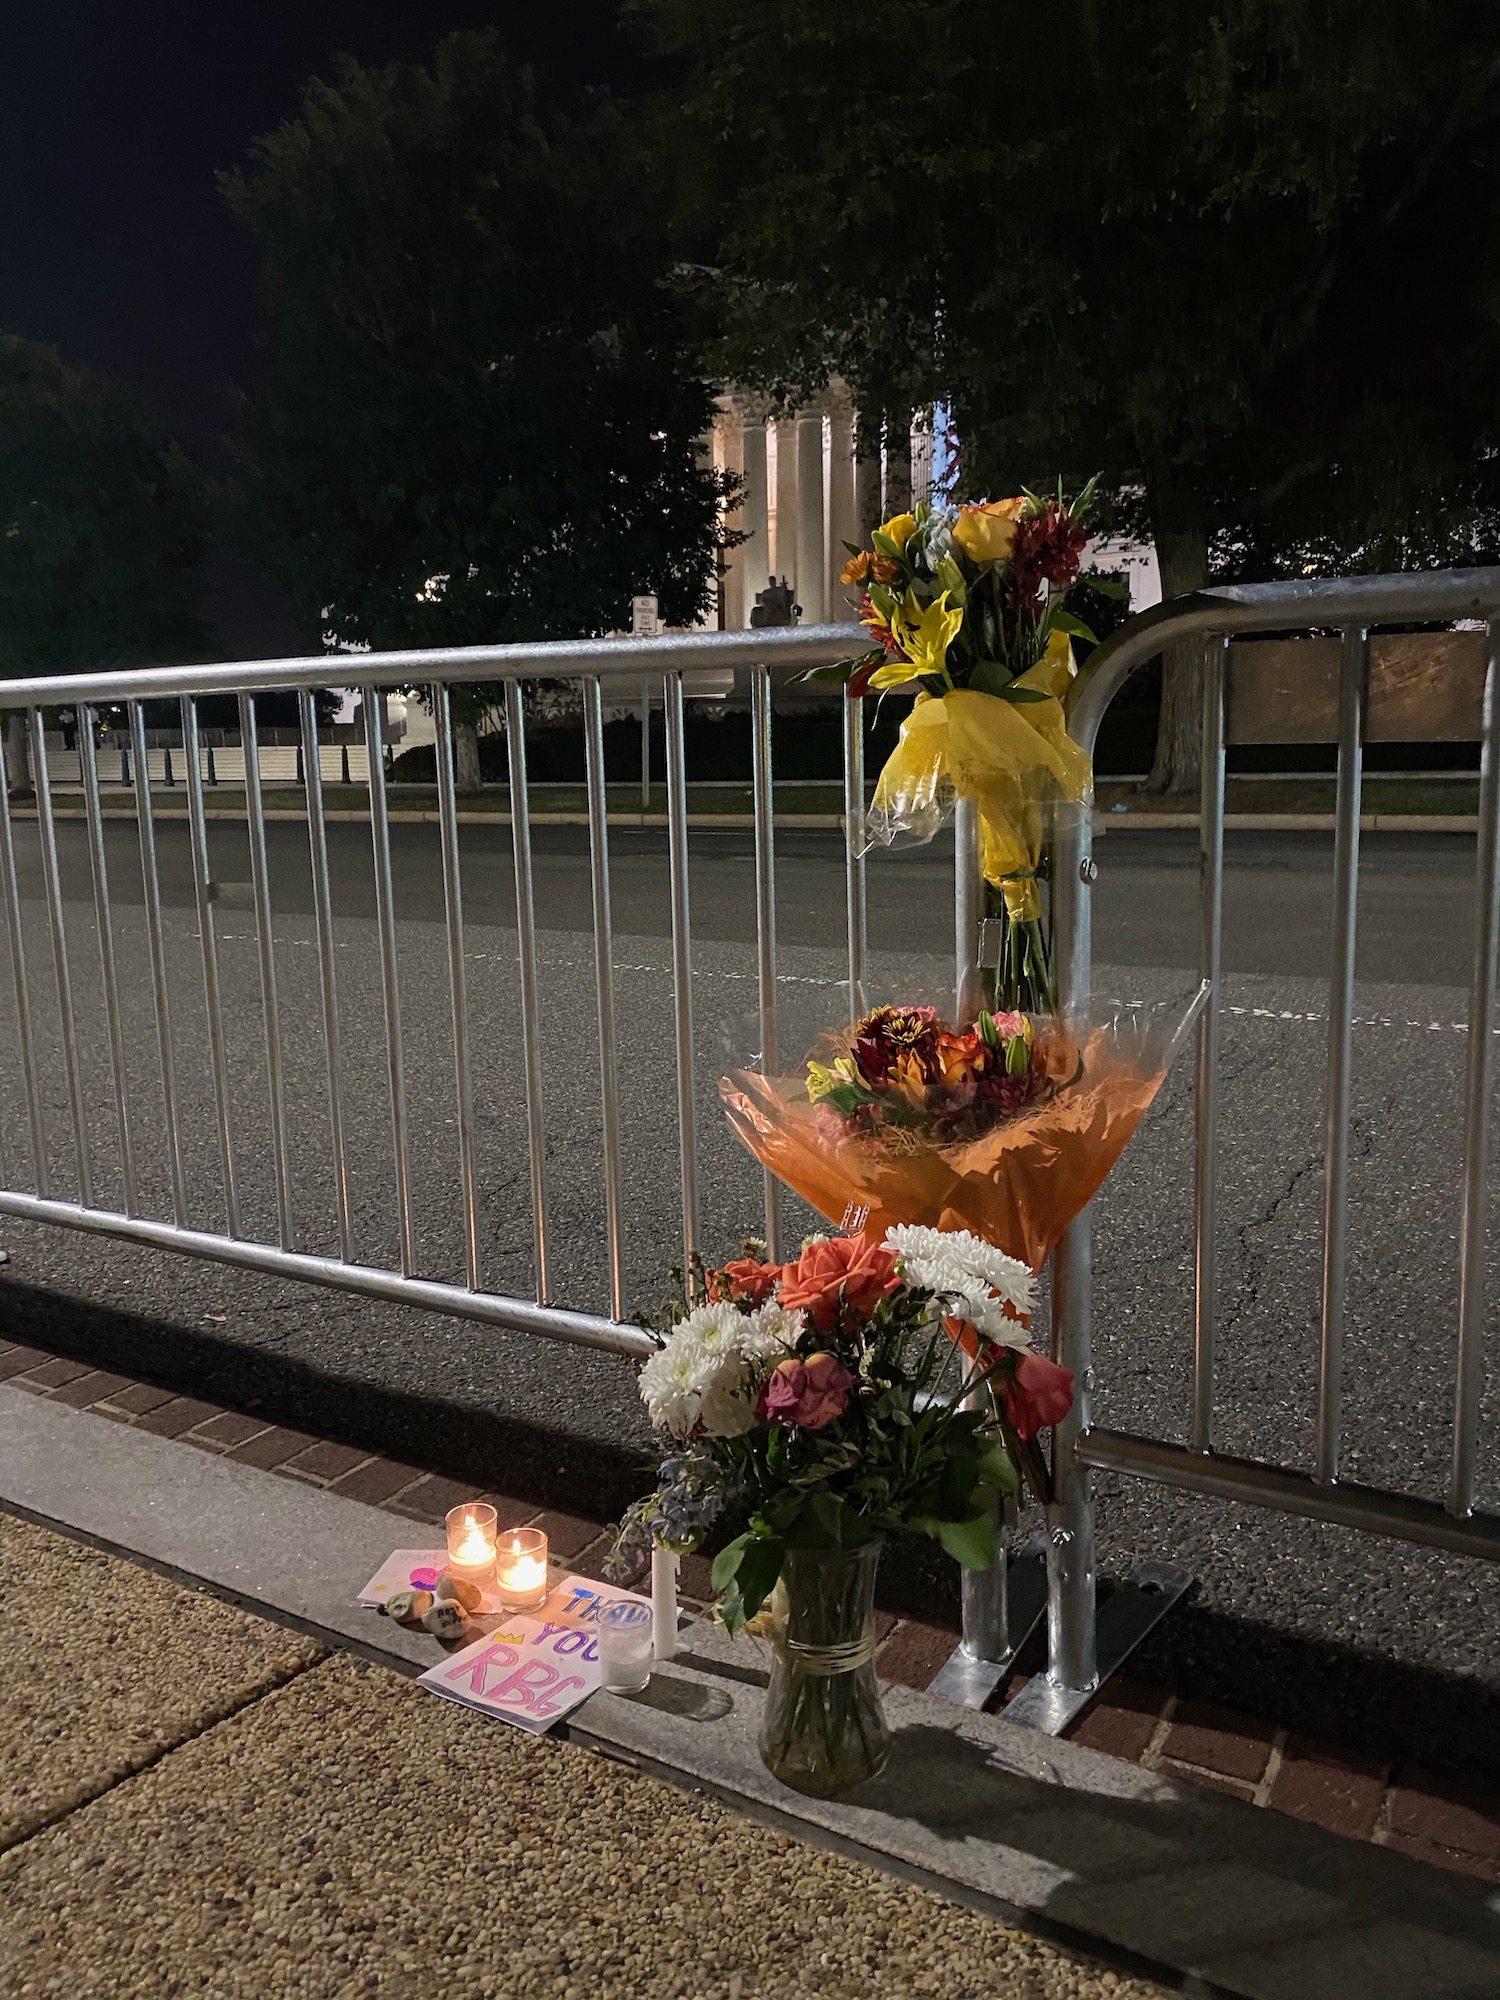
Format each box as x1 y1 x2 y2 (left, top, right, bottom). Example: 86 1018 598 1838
977 1440 1020 1496
998 684 1051 704
1047 608 1098 643
936 1510 998 1571
869 529 905 563
710 1530 752 1593
717 1534 785 1634
1081 571 1129 600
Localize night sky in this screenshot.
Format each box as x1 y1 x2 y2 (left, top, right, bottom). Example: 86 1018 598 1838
1 2 631 447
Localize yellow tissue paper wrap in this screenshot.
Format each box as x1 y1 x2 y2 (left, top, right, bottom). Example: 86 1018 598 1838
862 632 1093 921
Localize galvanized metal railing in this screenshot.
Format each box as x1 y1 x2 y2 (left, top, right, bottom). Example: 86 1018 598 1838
5 573 1500 1735
1001 565 1500 1733
0 626 867 1360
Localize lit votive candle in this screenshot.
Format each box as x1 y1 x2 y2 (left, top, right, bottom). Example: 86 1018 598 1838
495 1526 549 1611
445 1503 498 1589
597 1601 654 1692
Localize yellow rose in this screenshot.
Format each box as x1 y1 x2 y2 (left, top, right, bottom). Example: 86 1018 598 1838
952 497 1025 565
878 512 918 553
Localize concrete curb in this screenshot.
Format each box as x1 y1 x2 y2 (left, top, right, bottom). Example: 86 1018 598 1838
3 1384 1497 2000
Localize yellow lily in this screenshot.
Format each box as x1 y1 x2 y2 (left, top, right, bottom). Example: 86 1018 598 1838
870 589 963 689
877 511 918 553
806 1056 859 1103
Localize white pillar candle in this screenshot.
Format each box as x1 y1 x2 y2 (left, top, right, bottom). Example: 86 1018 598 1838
597 1602 654 1692
651 1542 679 1661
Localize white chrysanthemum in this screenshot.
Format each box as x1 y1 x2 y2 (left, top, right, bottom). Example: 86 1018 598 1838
885 1223 1035 1350
698 1374 757 1438
677 1298 745 1353
736 1301 804 1362
639 1328 709 1435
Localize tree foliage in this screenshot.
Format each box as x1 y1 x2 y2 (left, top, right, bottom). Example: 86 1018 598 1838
632 0 1500 781
225 32 734 672
0 333 208 679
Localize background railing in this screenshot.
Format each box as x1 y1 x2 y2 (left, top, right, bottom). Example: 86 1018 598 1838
5 575 1500 1736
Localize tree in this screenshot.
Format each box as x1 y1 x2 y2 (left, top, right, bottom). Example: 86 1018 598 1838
225 31 735 792
0 334 208 795
633 0 1500 789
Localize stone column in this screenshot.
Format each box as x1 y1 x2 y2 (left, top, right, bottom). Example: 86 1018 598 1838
774 417 799 588
911 405 934 505
739 414 769 627
795 411 826 624
714 401 747 630
828 402 860 622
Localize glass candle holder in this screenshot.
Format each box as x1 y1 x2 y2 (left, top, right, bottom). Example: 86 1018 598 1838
495 1526 549 1611
597 1601 654 1692
445 1503 497 1588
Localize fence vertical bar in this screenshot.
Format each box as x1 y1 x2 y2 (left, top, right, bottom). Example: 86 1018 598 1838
239 696 295 1251
504 680 551 1303
750 664 781 1258
1317 625 1367 1486
1449 616 1500 1515
954 797 985 1022
79 707 138 1214
583 676 624 1320
843 694 867 1019
364 685 416 1277
1192 638 1228 1453
664 672 699 1275
640 676 651 810
298 690 352 1262
433 685 480 1291
129 701 188 1226
0 738 48 1193
1046 798 1099 1696
29 710 92 1205
181 697 241 1237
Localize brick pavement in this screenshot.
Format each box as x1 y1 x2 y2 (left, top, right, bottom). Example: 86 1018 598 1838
4 1332 1497 1886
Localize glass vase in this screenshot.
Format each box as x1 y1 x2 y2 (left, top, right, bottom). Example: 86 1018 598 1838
759 1542 890 1797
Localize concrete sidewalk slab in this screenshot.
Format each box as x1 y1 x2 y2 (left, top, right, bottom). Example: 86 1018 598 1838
0 1509 323 1848
5 1385 1500 1997
1 1644 1165 2000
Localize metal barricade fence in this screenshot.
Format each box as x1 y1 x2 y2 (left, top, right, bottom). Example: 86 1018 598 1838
3 573 1500 1736
0 625 866 1358
1001 565 1500 1734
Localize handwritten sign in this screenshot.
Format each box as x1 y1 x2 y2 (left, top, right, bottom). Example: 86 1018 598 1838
357 1549 447 1608
418 1616 605 1733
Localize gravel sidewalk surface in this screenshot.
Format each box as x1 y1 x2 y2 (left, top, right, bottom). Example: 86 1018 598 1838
0 1513 1166 2000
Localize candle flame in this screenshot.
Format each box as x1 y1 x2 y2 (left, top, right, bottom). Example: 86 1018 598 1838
453 1514 494 1566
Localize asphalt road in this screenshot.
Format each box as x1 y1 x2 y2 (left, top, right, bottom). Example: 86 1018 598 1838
2 818 1498 1764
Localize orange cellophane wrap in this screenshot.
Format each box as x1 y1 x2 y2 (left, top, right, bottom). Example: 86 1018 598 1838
720 1025 1170 1275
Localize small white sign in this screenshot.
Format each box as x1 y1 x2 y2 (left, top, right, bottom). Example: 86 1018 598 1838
630 593 660 637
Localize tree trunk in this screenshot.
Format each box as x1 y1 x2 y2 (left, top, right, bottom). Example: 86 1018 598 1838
1146 499 1211 797
453 718 482 795
883 415 913 517
4 711 34 798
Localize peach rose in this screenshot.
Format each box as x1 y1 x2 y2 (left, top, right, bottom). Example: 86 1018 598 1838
776 1235 901 1331
717 1256 782 1307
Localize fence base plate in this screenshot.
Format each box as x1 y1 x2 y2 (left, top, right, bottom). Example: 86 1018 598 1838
927 1534 1048 1709
1000 1560 1192 1735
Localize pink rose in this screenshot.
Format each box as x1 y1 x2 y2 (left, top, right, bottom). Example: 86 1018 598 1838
1002 1350 1075 1439
756 1351 855 1430
716 1257 782 1307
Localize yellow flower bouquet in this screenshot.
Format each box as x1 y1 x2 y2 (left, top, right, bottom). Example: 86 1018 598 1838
818 480 1120 1010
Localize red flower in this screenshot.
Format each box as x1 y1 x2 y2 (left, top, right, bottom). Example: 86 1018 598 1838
1002 1350 1075 1439
1011 504 1088 606
851 1005 942 1091
756 1351 855 1430
717 1256 782 1307
777 1235 901 1331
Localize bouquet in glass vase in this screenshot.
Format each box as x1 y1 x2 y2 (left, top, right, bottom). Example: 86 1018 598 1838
608 1229 1073 1797
814 480 1119 1011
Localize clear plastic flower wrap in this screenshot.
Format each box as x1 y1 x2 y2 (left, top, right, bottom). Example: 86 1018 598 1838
720 990 1199 1274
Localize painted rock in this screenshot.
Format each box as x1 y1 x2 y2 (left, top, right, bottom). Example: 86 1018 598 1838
434 1573 483 1612
422 1597 473 1640
382 1589 434 1628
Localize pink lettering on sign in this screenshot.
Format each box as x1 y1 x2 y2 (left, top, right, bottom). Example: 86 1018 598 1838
485 1658 587 1717
445 1643 519 1695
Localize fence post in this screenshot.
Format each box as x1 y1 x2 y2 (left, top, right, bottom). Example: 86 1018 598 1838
1042 799 1100 1698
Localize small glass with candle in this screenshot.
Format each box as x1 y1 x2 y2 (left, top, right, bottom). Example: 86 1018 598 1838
597 1600 654 1692
445 1503 497 1589
495 1525 549 1611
